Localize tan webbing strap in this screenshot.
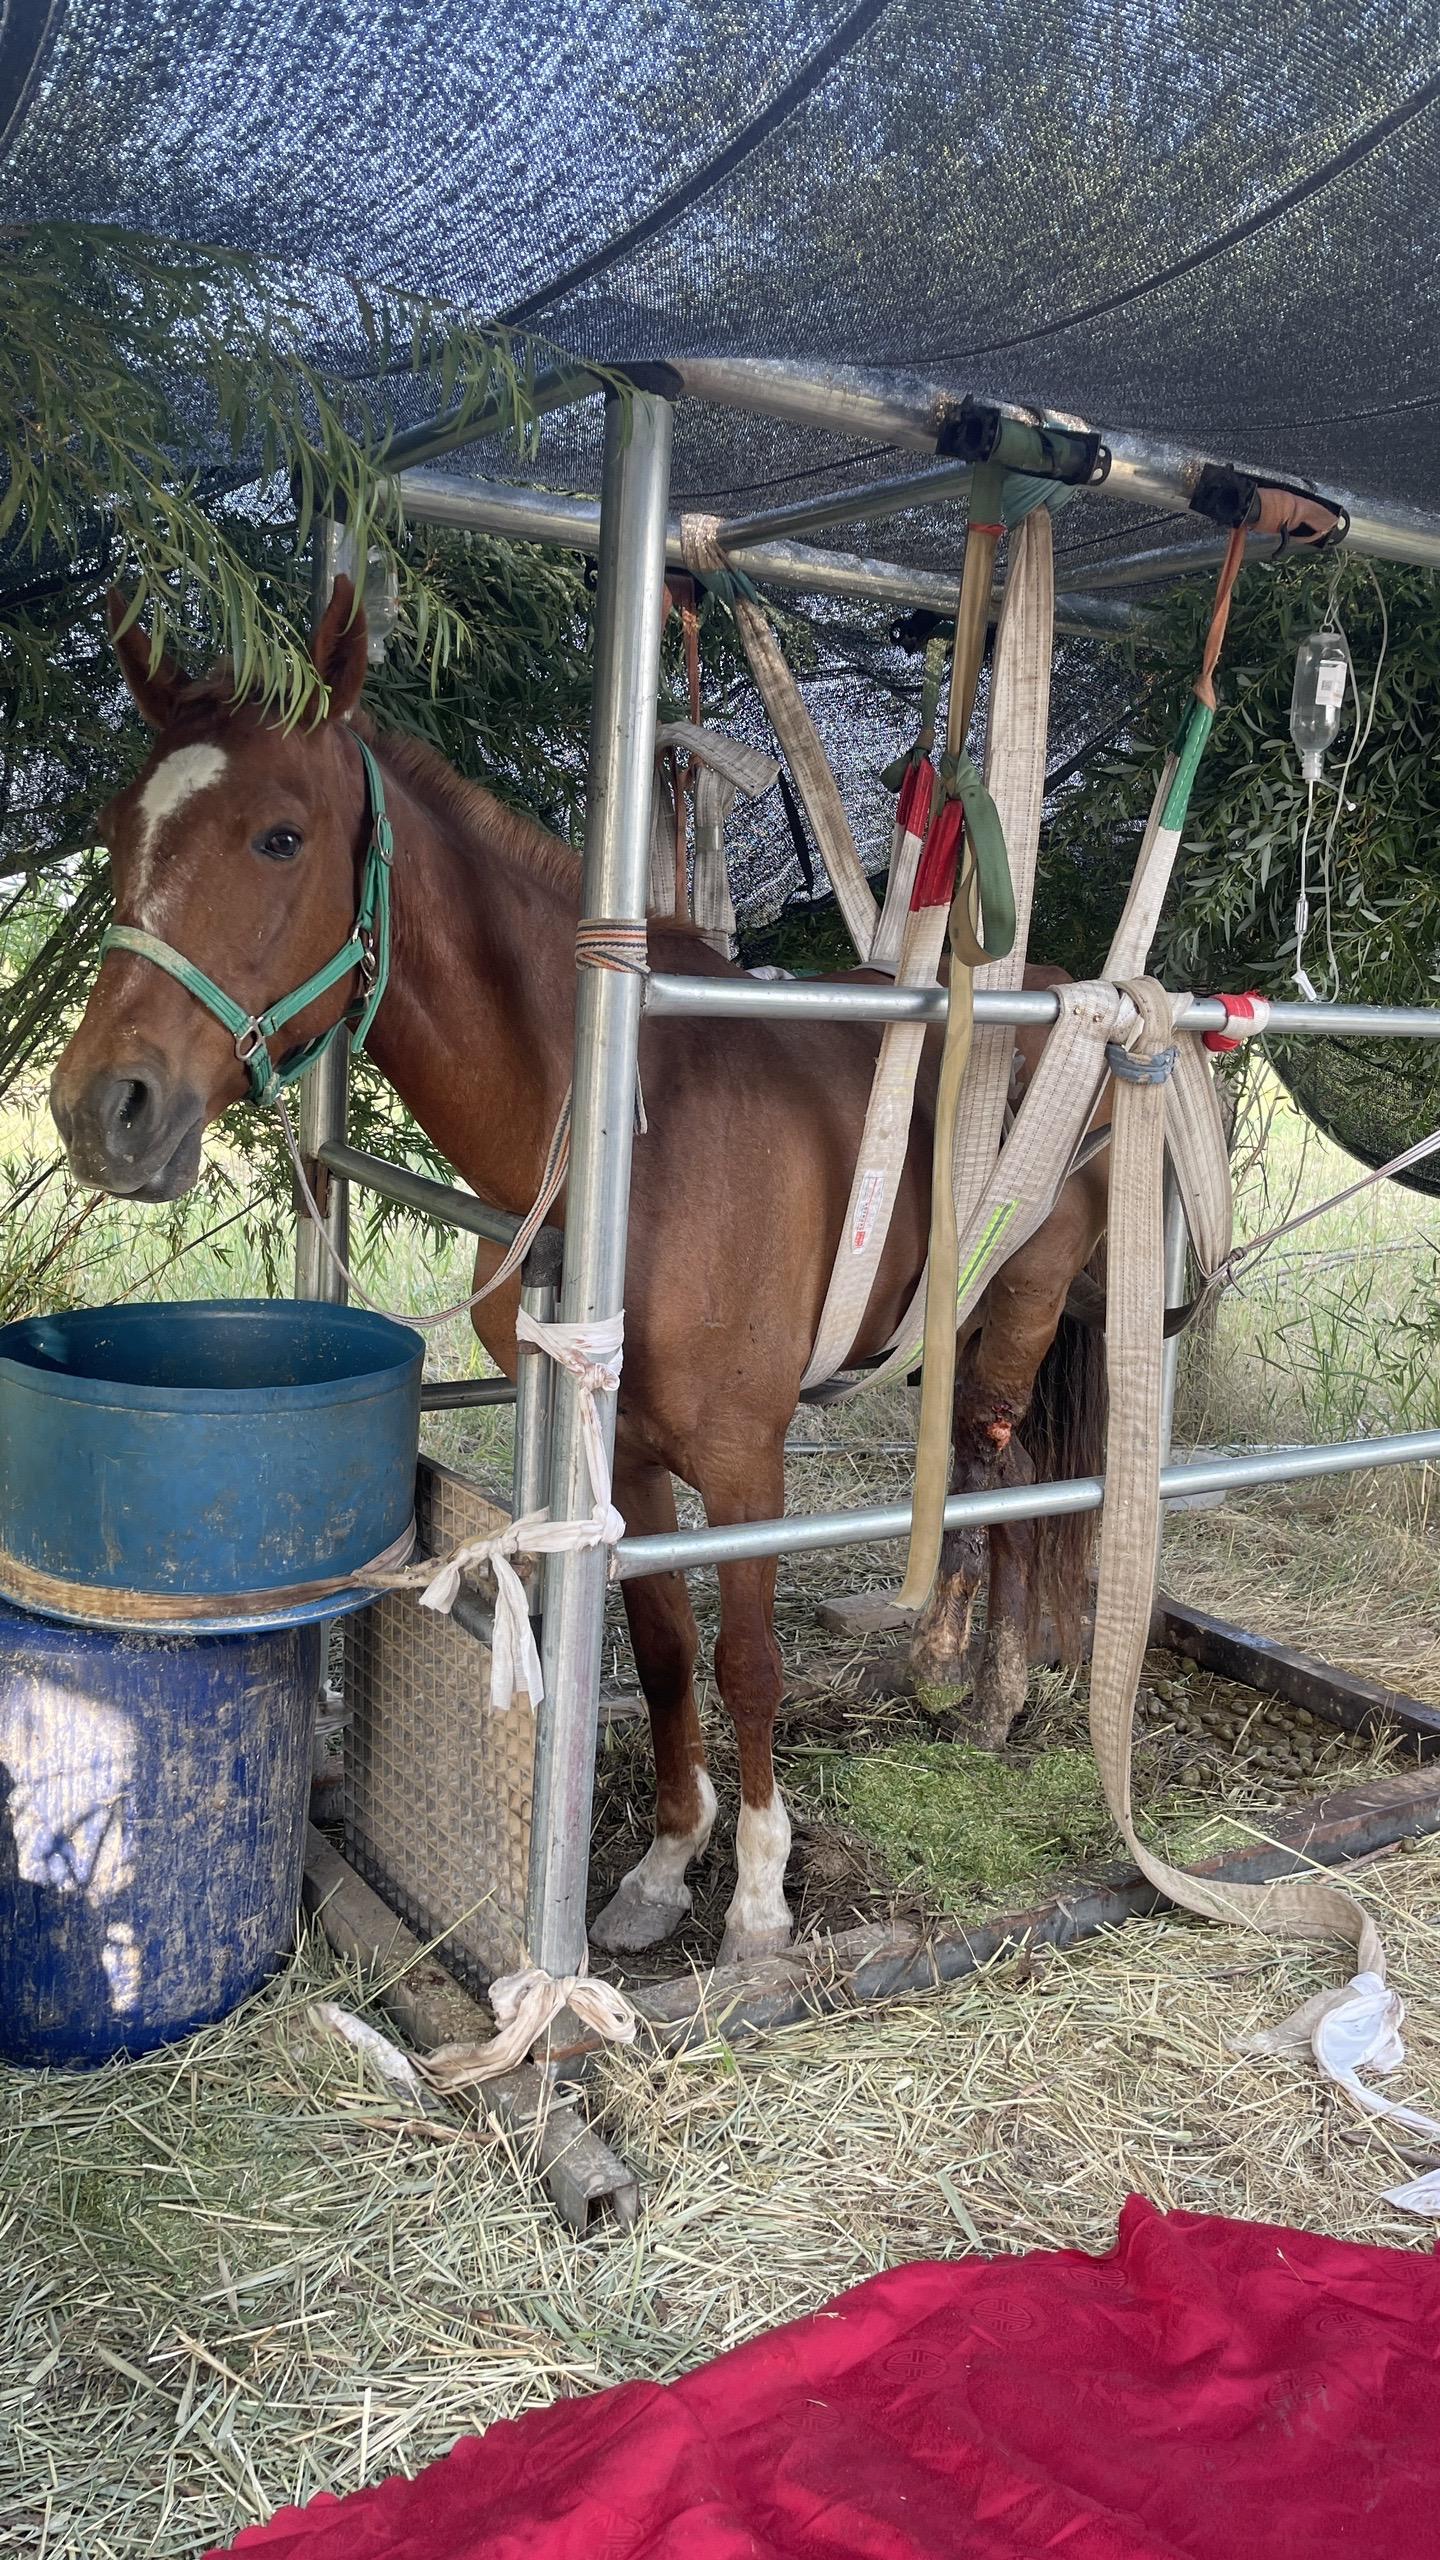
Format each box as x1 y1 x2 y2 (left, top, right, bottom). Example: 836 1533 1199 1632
880 459 1004 1581
942 508 1055 1256
831 510 1058 1409
1089 979 1384 1977
649 721 779 957
800 478 1031 1394
799 888 953 1391
681 514 878 962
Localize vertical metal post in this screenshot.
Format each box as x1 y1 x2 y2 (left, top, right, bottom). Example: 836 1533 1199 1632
294 521 352 1301
513 1232 561 1522
1159 1169 1188 1463
526 389 673 1974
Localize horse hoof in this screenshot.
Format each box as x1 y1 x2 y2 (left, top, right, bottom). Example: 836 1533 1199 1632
716 1920 793 1970
589 1878 692 1956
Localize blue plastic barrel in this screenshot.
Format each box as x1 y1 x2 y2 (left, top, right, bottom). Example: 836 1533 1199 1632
0 1599 322 2066
0 1300 421 1632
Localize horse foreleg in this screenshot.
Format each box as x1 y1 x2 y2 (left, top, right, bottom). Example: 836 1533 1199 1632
692 1445 791 1969
589 1461 716 1956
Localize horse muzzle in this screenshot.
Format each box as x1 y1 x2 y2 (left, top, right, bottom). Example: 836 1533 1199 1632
51 1064 207 1201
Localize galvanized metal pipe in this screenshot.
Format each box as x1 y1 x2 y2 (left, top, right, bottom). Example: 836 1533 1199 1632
615 1429 1440 1581
512 1252 558 1525
294 522 353 1304
721 457 973 549
420 1379 517 1410
1100 427 1440 574
643 974 1440 1041
648 361 1440 574
380 362 597 476
1054 536 1275 594
293 1037 352 1302
315 1140 528 1248
527 387 674 1977
397 470 1138 638
643 357 948 450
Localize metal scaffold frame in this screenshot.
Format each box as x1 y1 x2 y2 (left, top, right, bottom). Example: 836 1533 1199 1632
297 362 1440 1980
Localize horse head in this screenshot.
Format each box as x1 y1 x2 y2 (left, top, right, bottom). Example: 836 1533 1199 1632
52 579 374 1200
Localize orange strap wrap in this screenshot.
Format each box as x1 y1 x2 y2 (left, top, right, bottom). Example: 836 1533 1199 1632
1194 488 1344 711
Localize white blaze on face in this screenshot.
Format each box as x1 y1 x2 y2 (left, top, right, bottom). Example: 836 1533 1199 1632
131 744 230 918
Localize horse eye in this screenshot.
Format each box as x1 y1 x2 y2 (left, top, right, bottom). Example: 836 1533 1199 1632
255 826 303 862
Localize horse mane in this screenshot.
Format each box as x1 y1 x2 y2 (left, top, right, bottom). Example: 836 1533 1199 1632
354 713 585 900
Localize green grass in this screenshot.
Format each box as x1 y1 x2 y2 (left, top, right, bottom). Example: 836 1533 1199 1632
796 1732 1247 1915
1179 1067 1440 1449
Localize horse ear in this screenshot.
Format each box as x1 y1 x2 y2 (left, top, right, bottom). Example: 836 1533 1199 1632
312 574 368 720
107 588 186 729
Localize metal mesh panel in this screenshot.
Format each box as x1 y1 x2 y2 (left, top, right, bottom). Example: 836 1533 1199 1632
341 1458 533 1993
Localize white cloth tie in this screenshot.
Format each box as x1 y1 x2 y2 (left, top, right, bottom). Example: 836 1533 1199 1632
421 1964 639 2091
414 1311 626 1712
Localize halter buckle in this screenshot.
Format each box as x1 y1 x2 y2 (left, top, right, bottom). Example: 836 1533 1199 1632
235 1019 266 1067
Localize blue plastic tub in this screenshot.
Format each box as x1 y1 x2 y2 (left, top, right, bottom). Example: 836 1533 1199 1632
0 1300 422 1632
0 1599 322 2066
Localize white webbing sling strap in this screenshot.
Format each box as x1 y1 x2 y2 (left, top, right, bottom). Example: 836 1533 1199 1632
648 720 779 955
680 515 879 963
1091 982 1440 2193
801 507 1057 1395
863 657 1222 1414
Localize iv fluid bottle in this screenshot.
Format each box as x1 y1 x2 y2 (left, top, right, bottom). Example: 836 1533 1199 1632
1289 630 1348 782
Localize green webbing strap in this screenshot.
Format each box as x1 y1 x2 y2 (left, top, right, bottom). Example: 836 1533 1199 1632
940 747 1016 962
100 733 393 1105
1160 698 1215 835
1000 471 1084 530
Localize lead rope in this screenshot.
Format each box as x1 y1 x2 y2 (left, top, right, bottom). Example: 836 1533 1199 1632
278 918 648 1329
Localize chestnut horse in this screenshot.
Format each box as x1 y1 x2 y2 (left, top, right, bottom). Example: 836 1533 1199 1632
51 582 1109 1966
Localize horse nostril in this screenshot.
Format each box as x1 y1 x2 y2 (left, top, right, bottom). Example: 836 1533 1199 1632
96 1070 159 1158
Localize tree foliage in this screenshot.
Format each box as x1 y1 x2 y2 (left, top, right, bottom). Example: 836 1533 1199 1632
0 220 560 722
1037 552 1440 1006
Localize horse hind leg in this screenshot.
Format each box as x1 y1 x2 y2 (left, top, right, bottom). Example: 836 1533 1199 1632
908 1192 1106 1745
590 1462 716 1957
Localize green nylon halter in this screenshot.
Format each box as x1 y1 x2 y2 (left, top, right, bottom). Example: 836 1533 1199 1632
100 736 393 1105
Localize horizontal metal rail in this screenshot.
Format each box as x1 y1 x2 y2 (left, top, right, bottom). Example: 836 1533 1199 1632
614 1429 1440 1580
647 360 1440 573
721 457 973 549
316 1140 525 1246
644 974 1440 1041
1054 536 1282 593
378 362 597 476
420 1378 517 1409
398 469 1138 638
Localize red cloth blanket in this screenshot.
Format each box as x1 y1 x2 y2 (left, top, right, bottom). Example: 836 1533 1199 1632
216 2198 1440 2558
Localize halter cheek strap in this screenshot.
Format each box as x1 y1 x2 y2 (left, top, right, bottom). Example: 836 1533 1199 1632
99 735 393 1105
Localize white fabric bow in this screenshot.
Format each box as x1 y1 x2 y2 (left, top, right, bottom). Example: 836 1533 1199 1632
416 1311 626 1712
421 1964 639 2091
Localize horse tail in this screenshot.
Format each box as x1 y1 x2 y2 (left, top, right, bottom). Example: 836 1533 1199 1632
1022 1248 1109 1664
